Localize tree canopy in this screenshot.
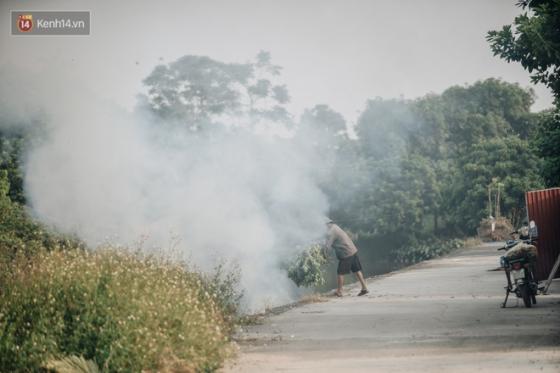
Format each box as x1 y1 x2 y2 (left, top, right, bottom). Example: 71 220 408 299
487 0 560 189
142 51 291 130
487 0 560 100
327 78 543 239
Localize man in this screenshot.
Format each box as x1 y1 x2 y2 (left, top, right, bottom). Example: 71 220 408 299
324 220 369 297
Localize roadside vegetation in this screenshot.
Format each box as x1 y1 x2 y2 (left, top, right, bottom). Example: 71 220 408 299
0 174 240 372
0 247 239 372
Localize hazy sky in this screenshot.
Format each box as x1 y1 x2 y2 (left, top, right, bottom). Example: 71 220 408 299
1 0 554 123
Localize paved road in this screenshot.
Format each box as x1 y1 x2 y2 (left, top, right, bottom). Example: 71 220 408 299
225 243 560 372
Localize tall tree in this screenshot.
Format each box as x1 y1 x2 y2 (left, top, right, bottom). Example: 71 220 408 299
355 98 416 164
441 79 535 150
487 0 560 101
488 0 560 189
142 51 291 130
448 136 543 232
298 104 347 151
533 109 560 186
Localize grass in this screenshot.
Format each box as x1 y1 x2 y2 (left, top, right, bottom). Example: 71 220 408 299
298 293 329 305
0 174 240 372
463 237 483 248
0 247 239 372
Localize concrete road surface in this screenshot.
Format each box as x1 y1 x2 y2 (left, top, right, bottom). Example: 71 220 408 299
225 243 560 372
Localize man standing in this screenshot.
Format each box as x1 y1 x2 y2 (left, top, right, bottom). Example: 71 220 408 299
325 220 369 297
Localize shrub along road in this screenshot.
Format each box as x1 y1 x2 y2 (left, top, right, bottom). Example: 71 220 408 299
226 243 560 372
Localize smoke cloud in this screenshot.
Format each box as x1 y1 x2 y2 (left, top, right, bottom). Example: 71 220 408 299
1 65 330 310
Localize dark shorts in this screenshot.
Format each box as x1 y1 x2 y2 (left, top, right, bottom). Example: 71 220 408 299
337 254 362 275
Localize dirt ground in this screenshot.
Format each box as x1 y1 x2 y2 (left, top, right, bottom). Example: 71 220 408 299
224 243 560 372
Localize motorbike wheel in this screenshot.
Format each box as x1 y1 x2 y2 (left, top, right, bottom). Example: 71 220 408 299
519 284 532 308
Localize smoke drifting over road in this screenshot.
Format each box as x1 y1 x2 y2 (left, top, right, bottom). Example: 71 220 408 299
1 66 330 310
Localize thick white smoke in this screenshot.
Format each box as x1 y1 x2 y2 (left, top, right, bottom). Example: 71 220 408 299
1 66 330 310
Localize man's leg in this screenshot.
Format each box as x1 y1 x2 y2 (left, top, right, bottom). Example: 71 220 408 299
336 274 344 296
355 271 368 291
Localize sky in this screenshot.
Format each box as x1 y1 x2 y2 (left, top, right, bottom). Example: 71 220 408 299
1 0 554 124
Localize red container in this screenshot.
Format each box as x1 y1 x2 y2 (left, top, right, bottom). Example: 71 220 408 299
526 188 560 281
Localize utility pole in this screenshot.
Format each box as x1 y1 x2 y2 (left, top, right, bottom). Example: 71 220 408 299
496 182 501 218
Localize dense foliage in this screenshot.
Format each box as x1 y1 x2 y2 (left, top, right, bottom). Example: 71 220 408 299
325 79 544 242
488 0 560 189
533 110 560 186
393 239 464 266
0 133 25 204
487 0 560 100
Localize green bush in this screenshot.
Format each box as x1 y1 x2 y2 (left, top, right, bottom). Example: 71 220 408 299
393 238 464 266
0 170 42 260
0 170 82 273
0 248 237 372
287 244 329 287
201 262 243 328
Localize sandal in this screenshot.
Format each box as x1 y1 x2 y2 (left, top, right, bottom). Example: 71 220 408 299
334 291 343 297
357 289 369 296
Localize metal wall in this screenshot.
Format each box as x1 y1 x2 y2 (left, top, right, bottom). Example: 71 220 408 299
526 188 560 281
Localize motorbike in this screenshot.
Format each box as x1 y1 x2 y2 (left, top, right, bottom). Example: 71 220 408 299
498 221 539 308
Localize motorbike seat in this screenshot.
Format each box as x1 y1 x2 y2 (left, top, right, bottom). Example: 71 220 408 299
505 240 519 249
